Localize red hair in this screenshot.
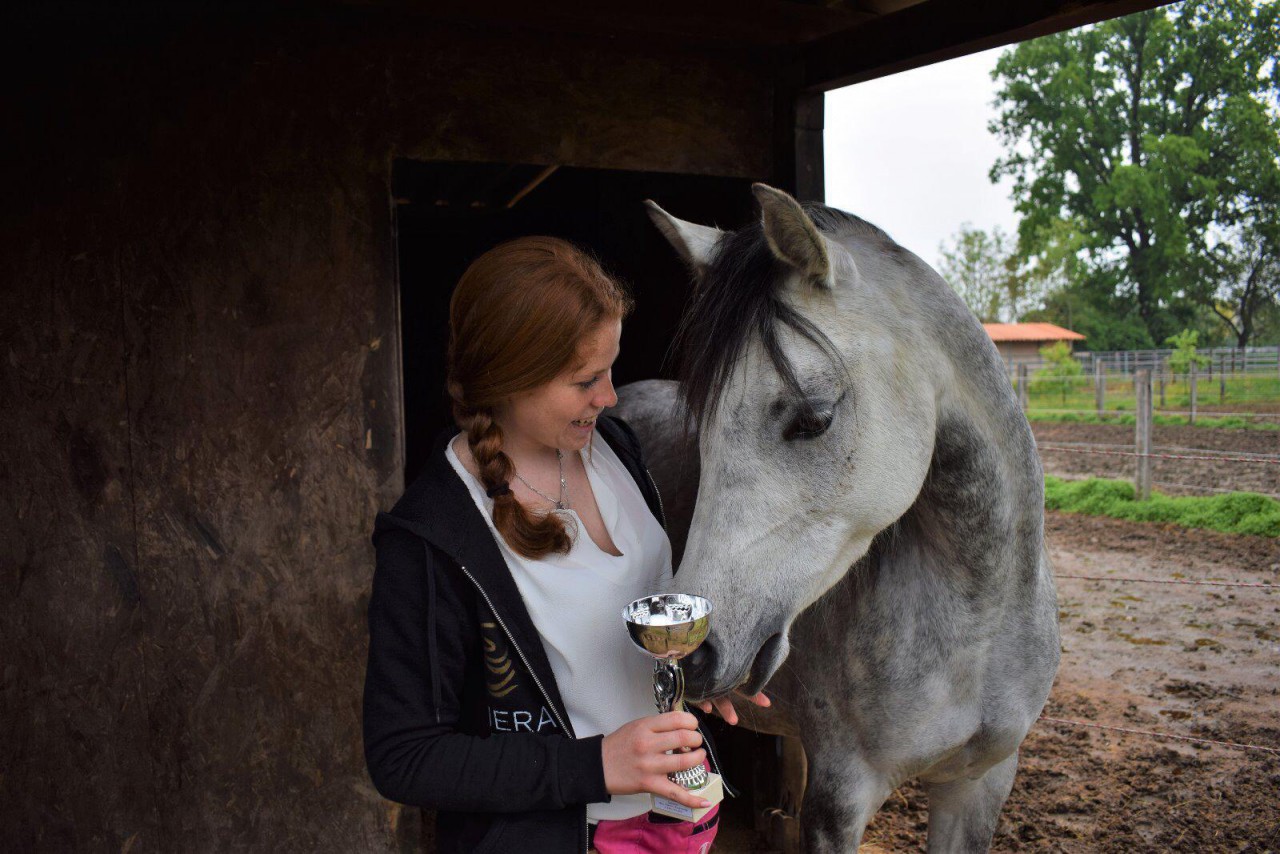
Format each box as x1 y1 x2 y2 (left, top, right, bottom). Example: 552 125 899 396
447 236 633 559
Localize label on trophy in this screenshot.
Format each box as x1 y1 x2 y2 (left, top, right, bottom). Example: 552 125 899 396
649 772 723 822
651 797 695 821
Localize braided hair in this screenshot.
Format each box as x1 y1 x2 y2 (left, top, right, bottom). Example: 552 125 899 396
446 236 633 559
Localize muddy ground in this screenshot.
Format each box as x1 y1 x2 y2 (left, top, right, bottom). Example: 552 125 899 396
859 512 1280 852
1032 421 1279 498
718 501 1280 852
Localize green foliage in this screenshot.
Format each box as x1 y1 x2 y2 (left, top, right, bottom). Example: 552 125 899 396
1033 341 1084 401
1164 329 1213 375
1028 411 1280 431
990 0 1280 346
937 225 1043 322
1024 287 1156 350
1044 476 1280 536
1209 223 1280 347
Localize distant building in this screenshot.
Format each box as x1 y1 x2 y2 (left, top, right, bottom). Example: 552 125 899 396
983 323 1085 365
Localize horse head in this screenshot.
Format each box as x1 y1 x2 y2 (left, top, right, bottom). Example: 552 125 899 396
647 184 969 700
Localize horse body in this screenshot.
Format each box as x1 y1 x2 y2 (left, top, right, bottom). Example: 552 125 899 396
615 185 1058 851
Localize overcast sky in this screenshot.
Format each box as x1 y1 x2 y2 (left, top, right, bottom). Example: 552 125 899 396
824 46 1021 272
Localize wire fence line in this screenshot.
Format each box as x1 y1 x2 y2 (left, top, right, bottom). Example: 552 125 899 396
1008 357 1280 425
1028 439 1280 457
1046 561 1280 759
1039 716 1280 757
1036 444 1280 465
1029 367 1280 768
1006 344 1280 378
1026 406 1280 420
1056 573 1280 590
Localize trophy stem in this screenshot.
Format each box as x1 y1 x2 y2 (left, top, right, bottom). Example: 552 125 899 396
652 658 707 791
652 658 685 714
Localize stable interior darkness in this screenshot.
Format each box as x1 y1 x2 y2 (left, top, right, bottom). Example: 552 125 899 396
394 160 756 481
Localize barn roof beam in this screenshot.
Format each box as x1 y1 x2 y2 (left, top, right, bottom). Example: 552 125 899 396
800 0 1178 91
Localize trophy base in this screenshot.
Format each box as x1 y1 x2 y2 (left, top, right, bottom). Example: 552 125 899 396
649 772 724 823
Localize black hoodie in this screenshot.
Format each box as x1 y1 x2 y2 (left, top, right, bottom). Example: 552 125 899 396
362 415 727 854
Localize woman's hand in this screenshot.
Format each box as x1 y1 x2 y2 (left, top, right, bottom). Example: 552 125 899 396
693 690 771 726
601 712 711 809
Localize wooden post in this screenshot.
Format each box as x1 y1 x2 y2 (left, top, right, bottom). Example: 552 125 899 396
1017 363 1028 413
1135 369 1152 501
1189 363 1197 424
1157 362 1166 409
1094 360 1105 416
763 737 807 854
1220 356 1227 404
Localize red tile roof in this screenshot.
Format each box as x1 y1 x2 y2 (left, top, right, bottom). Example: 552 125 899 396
982 322 1085 342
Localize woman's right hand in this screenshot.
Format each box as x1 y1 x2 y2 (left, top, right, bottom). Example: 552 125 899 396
601 711 711 809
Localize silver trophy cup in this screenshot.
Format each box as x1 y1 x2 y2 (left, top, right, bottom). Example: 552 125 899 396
622 594 713 792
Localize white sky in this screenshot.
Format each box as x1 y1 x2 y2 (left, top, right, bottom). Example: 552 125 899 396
824 47 1020 271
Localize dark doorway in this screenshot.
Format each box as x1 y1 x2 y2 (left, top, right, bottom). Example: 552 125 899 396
392 160 778 844
393 159 756 482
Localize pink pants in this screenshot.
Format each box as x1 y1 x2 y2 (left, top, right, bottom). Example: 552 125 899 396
591 803 719 854
592 760 720 854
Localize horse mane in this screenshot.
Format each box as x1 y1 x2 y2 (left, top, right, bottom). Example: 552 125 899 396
671 202 879 425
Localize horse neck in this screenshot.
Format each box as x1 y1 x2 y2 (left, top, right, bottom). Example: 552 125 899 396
879 368 1045 596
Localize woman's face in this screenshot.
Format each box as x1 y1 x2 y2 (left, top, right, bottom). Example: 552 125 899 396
499 317 622 452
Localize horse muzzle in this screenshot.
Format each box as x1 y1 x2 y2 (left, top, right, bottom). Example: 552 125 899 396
681 630 789 700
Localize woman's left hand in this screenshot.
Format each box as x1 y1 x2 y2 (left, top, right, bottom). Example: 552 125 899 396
693 690 770 726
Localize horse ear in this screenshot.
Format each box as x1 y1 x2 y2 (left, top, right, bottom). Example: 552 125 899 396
752 183 841 289
644 200 723 276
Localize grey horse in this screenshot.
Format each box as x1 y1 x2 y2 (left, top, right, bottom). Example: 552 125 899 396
614 184 1059 852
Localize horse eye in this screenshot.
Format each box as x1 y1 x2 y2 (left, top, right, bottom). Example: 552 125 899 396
783 407 833 441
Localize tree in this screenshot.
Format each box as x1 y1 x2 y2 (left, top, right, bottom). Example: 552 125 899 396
937 224 1043 322
1165 329 1212 374
1035 340 1084 406
990 0 1280 346
1209 223 1280 347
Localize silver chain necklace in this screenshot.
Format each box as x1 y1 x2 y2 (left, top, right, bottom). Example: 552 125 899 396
512 448 570 510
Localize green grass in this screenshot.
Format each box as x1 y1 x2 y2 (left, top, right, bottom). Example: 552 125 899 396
1019 372 1280 429
1026 410 1280 430
1044 476 1280 537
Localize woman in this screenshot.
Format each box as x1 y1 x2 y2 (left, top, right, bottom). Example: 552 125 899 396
362 236 768 854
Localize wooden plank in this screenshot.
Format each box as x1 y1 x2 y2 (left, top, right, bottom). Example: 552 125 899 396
801 0 1179 91
795 90 826 203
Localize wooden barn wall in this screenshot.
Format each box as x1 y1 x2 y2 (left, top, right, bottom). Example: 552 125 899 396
1 7 772 850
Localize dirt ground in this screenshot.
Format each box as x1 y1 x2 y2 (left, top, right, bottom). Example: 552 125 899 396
1032 421 1279 497
718 507 1280 853
860 512 1280 852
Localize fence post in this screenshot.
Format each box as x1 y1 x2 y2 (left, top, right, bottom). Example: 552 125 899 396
1135 369 1152 501
1017 363 1028 412
1219 356 1227 404
1276 343 1279 380
1189 362 1197 424
1157 361 1166 409
1094 360 1105 416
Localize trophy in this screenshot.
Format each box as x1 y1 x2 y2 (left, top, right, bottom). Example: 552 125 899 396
622 593 724 822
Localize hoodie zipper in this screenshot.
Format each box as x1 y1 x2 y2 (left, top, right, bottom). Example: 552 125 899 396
458 565 588 853
642 465 667 531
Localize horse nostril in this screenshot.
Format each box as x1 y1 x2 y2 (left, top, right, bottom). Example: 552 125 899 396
683 642 716 684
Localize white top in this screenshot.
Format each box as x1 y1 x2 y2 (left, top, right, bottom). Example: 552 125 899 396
446 430 672 821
